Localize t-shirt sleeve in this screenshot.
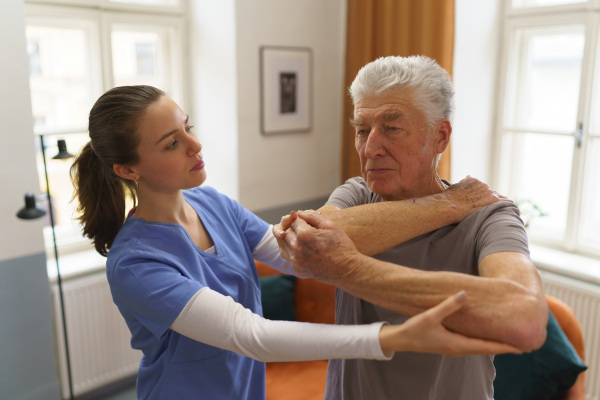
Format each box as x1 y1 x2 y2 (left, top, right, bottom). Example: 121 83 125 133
475 202 530 264
325 177 380 209
209 187 270 251
109 244 203 340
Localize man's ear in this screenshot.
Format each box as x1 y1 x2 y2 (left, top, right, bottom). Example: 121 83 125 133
434 119 452 154
113 164 137 181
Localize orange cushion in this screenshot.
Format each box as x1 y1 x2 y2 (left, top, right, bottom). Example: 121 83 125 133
546 295 586 400
255 261 336 324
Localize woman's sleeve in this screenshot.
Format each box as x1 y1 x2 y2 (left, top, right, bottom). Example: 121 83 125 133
171 287 392 363
251 225 297 276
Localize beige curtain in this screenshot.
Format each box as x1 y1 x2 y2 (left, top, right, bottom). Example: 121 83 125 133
341 0 455 182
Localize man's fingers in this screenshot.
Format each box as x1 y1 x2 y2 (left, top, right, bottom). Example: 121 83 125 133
296 210 331 229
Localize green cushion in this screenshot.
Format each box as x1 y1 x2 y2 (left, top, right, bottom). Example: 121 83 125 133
259 275 296 321
493 311 587 400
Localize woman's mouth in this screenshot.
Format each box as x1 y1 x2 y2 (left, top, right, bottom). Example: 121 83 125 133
190 159 205 171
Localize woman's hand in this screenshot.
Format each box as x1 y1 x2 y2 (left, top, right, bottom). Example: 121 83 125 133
379 291 523 357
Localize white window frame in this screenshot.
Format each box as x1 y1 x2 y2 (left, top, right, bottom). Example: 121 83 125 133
495 0 600 260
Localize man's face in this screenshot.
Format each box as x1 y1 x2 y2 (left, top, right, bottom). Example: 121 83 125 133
352 88 445 201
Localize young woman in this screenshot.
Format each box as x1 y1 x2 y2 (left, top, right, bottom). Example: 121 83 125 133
71 85 520 400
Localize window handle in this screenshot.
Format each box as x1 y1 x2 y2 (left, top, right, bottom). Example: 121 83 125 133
574 122 583 148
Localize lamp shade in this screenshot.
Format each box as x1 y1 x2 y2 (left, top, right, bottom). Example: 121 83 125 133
16 192 47 220
53 139 74 160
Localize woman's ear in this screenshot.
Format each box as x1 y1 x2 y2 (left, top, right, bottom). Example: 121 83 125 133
113 164 137 181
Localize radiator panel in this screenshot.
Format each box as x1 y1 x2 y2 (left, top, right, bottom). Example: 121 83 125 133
540 270 600 400
51 273 141 398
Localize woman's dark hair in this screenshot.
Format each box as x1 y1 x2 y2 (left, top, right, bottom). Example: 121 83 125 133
71 85 165 256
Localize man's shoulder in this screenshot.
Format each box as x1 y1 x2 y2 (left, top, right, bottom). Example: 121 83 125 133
466 201 522 224
327 177 382 208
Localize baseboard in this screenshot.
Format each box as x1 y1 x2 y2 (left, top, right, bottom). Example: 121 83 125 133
75 374 136 400
252 196 330 225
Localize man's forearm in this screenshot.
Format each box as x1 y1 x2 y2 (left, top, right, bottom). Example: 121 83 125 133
334 253 547 351
318 177 508 256
320 194 461 256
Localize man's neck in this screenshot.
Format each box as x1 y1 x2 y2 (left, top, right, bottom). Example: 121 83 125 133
380 175 448 201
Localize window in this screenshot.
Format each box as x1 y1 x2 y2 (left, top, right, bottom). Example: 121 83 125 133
24 0 187 270
496 0 600 258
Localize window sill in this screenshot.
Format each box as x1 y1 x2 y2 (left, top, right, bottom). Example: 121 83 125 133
530 244 600 286
47 249 106 283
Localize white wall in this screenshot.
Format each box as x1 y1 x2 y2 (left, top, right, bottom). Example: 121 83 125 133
452 0 502 184
190 0 347 211
189 0 239 200
235 0 346 211
0 0 45 262
0 2 61 399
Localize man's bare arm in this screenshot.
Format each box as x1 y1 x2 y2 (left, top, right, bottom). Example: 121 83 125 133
279 211 547 351
274 176 509 256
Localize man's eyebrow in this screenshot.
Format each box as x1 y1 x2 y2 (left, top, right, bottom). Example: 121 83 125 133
155 115 189 145
383 111 403 122
349 111 404 127
349 118 364 126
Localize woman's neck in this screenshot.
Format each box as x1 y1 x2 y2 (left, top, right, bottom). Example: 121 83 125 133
133 189 192 225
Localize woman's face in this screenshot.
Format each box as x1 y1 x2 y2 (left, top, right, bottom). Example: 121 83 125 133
132 96 206 192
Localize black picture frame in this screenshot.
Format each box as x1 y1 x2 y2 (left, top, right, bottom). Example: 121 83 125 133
260 46 312 135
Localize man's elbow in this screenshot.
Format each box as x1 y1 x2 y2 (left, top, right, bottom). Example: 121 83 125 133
512 300 549 351
515 316 547 351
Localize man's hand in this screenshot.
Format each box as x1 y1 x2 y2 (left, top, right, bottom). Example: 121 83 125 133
275 210 364 282
442 176 511 222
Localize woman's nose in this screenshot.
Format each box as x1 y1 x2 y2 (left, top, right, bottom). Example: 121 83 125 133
187 134 202 156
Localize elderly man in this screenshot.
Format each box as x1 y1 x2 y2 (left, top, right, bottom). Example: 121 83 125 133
276 55 548 399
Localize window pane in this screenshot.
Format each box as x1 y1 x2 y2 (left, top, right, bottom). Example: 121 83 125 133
579 137 600 251
36 133 93 256
505 25 584 133
512 0 586 7
586 36 600 135
503 132 574 241
112 28 164 88
26 25 95 133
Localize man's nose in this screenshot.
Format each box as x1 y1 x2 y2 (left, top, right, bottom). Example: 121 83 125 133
364 128 386 158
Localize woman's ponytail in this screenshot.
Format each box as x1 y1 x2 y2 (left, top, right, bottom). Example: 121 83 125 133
70 85 164 256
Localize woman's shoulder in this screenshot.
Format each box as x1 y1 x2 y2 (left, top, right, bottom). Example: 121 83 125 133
110 219 187 258
184 185 239 213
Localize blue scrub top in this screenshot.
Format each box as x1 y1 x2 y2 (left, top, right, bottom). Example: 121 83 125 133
107 186 270 399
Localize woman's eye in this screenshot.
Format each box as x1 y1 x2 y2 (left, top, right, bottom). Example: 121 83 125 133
186 125 195 133
166 141 177 150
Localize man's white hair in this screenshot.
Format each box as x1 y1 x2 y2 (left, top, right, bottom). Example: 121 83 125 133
349 55 455 129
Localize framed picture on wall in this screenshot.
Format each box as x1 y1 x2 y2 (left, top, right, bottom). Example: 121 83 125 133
260 46 312 135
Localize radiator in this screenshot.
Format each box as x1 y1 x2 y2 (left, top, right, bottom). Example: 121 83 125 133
51 272 142 398
539 270 600 400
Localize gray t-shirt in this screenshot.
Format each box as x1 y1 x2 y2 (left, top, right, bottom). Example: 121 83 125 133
324 177 529 400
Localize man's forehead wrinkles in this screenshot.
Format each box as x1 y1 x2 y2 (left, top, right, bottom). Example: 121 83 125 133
354 107 406 122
